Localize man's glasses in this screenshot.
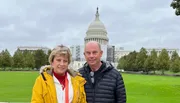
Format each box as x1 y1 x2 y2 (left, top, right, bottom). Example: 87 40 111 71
90 71 94 84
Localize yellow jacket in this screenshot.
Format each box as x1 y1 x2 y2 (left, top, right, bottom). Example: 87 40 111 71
31 66 87 103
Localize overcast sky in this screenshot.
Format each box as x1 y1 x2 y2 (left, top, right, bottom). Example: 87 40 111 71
0 0 179 55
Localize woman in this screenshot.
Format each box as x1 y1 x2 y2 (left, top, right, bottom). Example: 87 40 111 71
31 45 87 103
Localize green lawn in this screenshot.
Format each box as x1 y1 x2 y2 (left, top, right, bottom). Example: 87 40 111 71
0 71 180 103
123 73 180 103
0 71 39 102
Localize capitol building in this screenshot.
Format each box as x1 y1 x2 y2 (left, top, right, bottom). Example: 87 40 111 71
17 7 131 70
70 7 131 70
17 7 180 70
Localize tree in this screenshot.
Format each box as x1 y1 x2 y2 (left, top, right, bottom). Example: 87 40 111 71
158 49 170 75
144 50 158 74
170 58 180 73
126 51 138 71
117 56 128 70
46 49 51 65
0 51 2 67
1 49 13 70
135 47 147 71
171 51 179 62
151 49 158 74
144 55 153 74
23 50 35 69
34 50 47 69
170 0 180 16
13 49 25 68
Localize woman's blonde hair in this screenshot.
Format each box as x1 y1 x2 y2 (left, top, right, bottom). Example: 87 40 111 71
49 45 72 64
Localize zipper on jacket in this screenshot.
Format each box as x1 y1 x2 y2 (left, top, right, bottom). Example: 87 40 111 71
93 87 95 103
85 70 95 103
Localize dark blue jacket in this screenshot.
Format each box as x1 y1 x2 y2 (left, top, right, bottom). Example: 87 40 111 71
79 61 126 103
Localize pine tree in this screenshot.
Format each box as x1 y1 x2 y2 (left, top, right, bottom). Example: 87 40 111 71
158 49 170 75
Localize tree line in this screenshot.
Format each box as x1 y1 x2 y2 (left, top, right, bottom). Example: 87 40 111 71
170 0 180 16
117 48 180 75
0 49 51 71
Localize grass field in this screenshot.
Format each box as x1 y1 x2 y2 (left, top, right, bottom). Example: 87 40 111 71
0 71 39 102
123 73 180 103
0 71 180 103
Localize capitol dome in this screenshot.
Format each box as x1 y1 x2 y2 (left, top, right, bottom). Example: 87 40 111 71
84 7 109 45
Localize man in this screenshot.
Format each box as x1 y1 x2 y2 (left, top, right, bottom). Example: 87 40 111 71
79 41 126 103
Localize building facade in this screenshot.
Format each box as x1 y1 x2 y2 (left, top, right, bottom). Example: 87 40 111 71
84 7 109 45
70 45 85 61
17 46 50 54
71 7 111 62
70 7 115 70
107 45 115 62
114 47 132 62
146 48 180 57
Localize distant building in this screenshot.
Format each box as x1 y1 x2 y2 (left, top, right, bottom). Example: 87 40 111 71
107 45 115 62
17 46 50 54
114 47 132 62
70 61 86 70
70 45 85 61
69 7 134 70
84 7 109 45
146 48 179 57
84 7 109 61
